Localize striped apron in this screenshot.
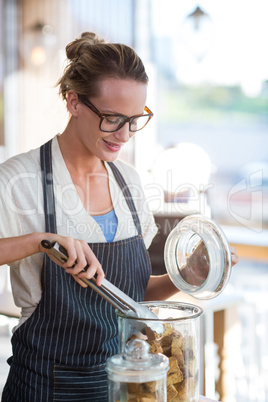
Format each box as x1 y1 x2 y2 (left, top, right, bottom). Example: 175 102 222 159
2 140 151 401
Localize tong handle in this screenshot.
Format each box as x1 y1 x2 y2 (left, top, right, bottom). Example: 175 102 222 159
90 277 140 315
80 277 134 315
41 240 88 268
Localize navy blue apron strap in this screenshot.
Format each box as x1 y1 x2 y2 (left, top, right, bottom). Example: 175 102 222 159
108 162 142 236
40 140 57 234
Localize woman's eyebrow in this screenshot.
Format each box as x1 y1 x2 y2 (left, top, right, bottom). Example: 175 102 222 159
100 108 145 117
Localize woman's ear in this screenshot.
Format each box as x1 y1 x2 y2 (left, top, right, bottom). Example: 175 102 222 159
66 91 80 116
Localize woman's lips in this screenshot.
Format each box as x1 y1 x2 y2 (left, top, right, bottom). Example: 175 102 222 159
103 139 122 152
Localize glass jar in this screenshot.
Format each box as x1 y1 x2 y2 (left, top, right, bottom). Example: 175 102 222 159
106 338 169 402
116 215 231 401
117 302 203 402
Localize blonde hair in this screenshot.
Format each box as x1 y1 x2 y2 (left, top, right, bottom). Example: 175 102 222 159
58 32 148 101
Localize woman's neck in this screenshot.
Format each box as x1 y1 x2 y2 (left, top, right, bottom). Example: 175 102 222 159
57 128 105 176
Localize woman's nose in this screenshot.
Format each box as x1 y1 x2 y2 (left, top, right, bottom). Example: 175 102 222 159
113 123 132 143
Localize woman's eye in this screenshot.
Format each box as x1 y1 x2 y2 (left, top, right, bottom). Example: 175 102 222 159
105 116 122 125
131 119 138 129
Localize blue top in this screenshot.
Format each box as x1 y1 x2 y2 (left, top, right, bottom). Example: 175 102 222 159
92 209 118 242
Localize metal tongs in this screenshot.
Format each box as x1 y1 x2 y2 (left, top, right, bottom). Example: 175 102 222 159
41 240 163 334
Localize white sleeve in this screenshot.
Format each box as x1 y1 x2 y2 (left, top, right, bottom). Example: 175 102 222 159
0 162 24 240
0 150 45 248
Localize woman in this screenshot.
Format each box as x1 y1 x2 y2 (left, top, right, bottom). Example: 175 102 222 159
0 32 238 401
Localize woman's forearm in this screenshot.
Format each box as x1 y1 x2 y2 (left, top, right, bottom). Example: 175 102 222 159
0 233 105 287
144 274 179 301
0 232 45 265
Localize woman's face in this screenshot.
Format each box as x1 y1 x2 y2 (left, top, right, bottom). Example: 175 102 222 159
75 78 148 162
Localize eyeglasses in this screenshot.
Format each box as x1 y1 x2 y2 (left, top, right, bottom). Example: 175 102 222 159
78 95 154 133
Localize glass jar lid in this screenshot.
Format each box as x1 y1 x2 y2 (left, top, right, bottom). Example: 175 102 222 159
105 338 169 383
164 214 232 300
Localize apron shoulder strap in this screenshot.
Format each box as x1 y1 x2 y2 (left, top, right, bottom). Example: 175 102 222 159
108 162 142 236
40 139 57 234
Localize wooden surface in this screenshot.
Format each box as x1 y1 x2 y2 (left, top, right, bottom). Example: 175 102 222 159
231 242 268 261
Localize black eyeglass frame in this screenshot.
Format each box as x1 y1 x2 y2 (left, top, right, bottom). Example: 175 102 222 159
78 95 154 133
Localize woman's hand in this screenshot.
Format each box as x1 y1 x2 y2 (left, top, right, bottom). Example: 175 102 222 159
39 234 105 288
180 241 209 285
230 246 239 266
180 241 239 286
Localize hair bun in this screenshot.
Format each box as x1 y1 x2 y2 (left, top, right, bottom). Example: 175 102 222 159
66 31 106 60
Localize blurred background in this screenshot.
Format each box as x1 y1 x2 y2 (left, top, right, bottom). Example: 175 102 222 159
0 0 267 401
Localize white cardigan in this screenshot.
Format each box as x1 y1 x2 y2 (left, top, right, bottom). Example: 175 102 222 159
0 135 157 328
